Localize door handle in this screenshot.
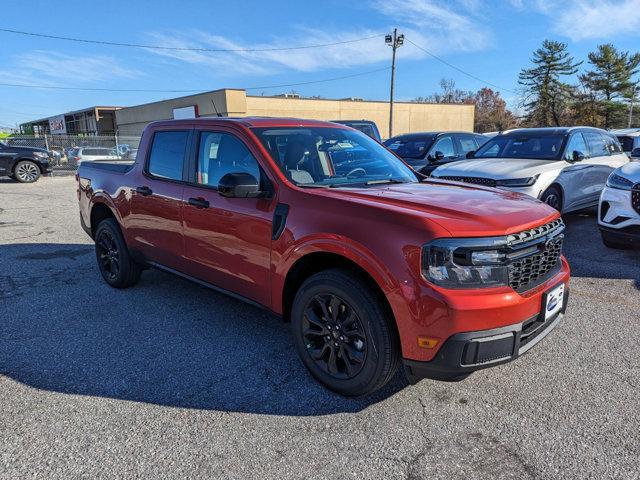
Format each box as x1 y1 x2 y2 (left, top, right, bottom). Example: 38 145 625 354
188 197 210 209
135 186 153 196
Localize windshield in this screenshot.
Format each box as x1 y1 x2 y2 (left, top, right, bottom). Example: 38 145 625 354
252 127 418 187
383 135 436 159
474 134 565 160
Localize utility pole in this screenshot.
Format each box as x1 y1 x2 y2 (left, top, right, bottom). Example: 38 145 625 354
628 84 637 128
386 29 404 139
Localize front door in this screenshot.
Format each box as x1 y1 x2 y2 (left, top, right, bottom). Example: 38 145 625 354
182 129 274 306
125 129 190 270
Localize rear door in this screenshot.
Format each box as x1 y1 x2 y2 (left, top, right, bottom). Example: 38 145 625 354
0 144 16 175
126 129 191 270
181 128 274 306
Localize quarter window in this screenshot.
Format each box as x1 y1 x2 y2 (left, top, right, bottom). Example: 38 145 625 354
147 131 189 180
197 132 261 187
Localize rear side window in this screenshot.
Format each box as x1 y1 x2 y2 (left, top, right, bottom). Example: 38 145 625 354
583 132 609 157
147 131 189 180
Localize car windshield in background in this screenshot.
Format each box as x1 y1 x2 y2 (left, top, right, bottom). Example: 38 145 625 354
383 135 436 159
474 134 564 160
252 127 418 187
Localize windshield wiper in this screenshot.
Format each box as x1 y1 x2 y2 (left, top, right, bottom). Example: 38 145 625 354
365 178 407 185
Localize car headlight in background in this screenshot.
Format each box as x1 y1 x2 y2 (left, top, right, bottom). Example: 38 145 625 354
495 175 539 187
422 238 509 289
606 172 634 191
33 152 49 159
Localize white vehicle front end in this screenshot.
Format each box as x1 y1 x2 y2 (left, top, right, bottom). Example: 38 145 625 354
598 163 640 248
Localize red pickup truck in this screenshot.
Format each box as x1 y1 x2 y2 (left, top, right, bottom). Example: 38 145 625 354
77 118 570 396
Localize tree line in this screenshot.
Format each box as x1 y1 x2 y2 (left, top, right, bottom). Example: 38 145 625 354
415 40 640 133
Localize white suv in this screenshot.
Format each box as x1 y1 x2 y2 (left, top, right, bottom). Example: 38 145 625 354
598 162 640 249
431 127 629 213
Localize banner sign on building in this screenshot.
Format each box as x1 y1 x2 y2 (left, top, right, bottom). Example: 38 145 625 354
172 105 198 120
48 115 67 134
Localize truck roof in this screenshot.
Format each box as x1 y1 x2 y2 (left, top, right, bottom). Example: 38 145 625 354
147 117 351 129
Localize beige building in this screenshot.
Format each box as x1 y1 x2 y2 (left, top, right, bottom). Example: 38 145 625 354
115 88 475 139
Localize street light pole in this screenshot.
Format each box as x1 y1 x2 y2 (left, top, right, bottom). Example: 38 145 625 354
386 29 403 139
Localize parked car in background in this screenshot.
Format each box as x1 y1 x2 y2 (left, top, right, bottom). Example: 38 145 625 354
0 141 51 182
431 127 628 213
68 147 121 166
611 128 640 159
598 162 640 249
383 132 488 175
77 117 570 397
331 120 382 142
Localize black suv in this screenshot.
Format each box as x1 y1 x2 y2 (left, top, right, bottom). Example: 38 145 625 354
0 141 52 183
384 132 488 175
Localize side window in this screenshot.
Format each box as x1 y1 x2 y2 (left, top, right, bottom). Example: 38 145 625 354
457 135 478 155
604 135 623 154
583 132 610 157
147 130 189 180
431 136 455 158
563 133 588 161
197 132 261 187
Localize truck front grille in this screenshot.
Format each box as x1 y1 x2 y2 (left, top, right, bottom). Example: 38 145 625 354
506 219 565 292
632 184 640 215
438 176 496 187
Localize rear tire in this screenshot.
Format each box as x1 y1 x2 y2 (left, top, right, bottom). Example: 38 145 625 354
13 160 41 183
540 185 563 211
94 218 142 288
601 230 631 250
291 268 400 397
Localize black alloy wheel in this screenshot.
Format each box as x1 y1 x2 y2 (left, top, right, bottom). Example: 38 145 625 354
302 293 367 379
96 229 120 281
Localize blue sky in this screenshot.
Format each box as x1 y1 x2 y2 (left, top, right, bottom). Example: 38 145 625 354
1 0 640 128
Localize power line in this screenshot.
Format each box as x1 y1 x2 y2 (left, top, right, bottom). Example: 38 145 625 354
405 37 518 94
0 28 383 52
0 67 391 94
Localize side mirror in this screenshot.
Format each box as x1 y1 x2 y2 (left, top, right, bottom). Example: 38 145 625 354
572 150 585 162
630 147 640 158
465 150 475 159
218 172 262 198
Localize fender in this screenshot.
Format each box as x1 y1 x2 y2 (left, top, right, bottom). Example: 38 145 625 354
271 233 402 314
87 192 124 233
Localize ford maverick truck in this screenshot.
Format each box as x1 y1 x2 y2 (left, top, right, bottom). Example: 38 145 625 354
77 118 570 396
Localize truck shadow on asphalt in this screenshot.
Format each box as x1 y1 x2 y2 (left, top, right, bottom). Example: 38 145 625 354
0 243 406 416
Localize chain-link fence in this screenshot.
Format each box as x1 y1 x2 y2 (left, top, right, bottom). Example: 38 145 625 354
4 135 142 175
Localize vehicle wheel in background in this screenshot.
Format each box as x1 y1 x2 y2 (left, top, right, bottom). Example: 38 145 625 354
601 230 631 250
13 161 41 183
540 185 563 211
94 218 142 288
291 268 400 397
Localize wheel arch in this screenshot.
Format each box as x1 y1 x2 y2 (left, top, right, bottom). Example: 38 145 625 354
280 251 397 334
540 182 565 211
89 201 118 238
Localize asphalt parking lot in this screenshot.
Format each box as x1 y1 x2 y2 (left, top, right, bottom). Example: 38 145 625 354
1 176 638 479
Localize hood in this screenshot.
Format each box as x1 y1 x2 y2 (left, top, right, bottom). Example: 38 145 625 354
431 158 562 179
615 161 640 182
321 181 559 237
4 145 49 155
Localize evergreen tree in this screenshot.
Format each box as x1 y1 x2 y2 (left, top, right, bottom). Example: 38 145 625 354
580 44 640 128
518 40 581 127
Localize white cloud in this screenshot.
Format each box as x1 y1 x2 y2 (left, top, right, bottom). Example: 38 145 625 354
0 51 141 84
512 0 640 41
144 0 490 76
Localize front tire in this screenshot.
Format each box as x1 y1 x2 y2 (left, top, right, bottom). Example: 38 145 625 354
291 269 400 397
540 186 563 211
94 218 142 288
13 160 41 183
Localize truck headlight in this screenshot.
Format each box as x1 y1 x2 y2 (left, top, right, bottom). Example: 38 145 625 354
422 238 509 289
495 175 539 187
606 172 633 191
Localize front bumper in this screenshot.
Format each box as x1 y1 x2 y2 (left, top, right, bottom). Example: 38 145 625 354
598 186 640 230
403 286 569 383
